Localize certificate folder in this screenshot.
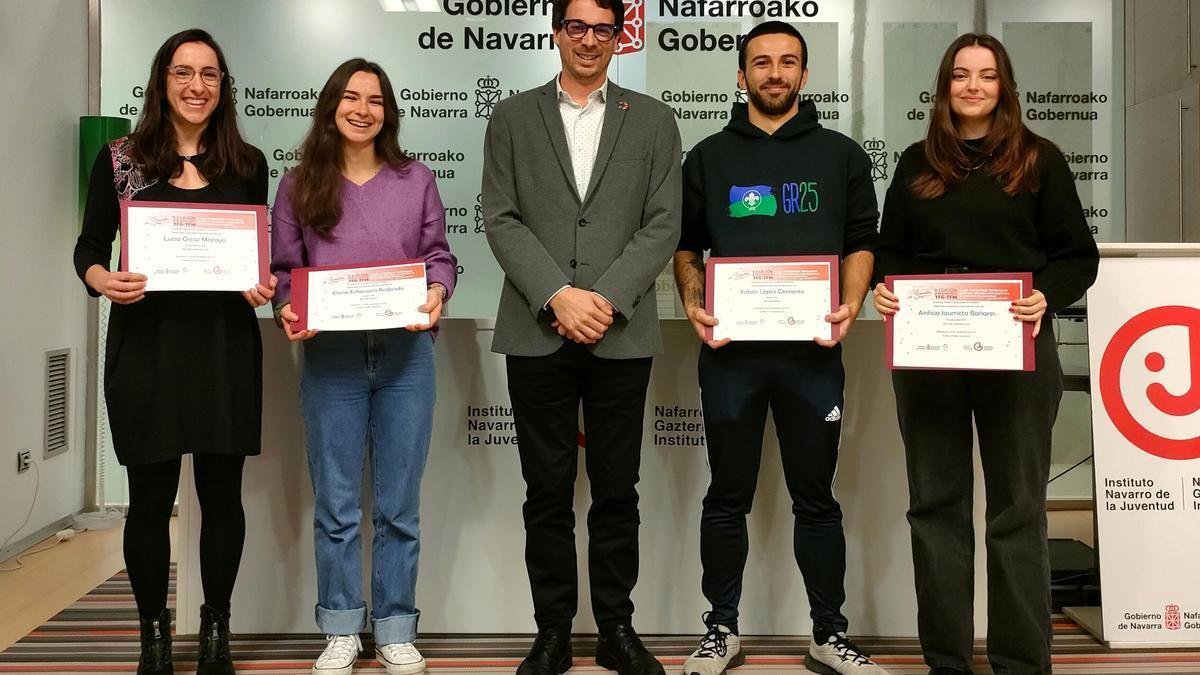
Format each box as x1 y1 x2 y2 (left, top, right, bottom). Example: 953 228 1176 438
885 272 1035 372
704 255 840 342
119 200 270 290
291 259 425 332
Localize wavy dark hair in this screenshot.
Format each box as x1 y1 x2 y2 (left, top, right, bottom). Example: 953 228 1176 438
911 33 1041 199
290 58 411 237
129 29 257 182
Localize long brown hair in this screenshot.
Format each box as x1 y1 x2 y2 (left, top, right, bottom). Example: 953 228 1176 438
911 33 1041 199
129 29 258 182
290 59 411 237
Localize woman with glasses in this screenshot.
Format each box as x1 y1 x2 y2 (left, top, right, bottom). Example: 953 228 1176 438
270 58 456 675
872 33 1097 674
73 28 271 675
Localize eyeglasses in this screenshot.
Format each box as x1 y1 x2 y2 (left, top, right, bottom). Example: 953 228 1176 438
559 19 620 42
167 65 224 87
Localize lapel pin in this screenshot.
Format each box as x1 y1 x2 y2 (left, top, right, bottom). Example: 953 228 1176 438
618 100 629 110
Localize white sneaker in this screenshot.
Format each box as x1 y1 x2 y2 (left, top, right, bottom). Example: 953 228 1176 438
312 634 362 675
682 623 744 675
376 642 426 675
805 632 889 674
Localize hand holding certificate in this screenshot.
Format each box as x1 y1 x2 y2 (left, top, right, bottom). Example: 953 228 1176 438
705 256 840 342
291 261 431 332
120 201 269 292
885 273 1035 371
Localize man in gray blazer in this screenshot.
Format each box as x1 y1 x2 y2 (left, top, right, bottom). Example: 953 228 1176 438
482 0 681 672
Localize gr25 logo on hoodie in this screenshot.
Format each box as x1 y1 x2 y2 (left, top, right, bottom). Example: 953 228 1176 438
728 182 820 218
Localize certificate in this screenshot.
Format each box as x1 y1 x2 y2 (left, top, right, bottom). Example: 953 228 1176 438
705 256 839 342
120 201 268 292
291 260 429 331
886 273 1035 371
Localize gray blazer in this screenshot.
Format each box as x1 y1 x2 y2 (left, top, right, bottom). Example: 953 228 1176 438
482 78 682 359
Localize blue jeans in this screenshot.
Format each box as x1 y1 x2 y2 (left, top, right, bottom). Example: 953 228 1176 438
301 329 435 644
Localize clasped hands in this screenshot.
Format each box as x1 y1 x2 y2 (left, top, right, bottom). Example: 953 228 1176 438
550 287 613 344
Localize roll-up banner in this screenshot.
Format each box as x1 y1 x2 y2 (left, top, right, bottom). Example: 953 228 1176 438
1086 249 1200 647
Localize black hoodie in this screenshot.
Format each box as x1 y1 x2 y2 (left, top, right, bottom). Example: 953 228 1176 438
678 100 879 258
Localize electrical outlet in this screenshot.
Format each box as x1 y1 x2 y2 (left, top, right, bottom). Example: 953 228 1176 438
16 449 31 474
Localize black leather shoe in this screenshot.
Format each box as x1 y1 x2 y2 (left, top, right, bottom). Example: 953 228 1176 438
517 625 573 675
137 607 174 674
197 604 235 674
595 624 664 675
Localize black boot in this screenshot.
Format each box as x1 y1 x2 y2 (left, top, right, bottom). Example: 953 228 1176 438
197 604 236 675
137 607 174 675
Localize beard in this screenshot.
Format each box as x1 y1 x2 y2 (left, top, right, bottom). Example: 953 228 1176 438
747 80 800 116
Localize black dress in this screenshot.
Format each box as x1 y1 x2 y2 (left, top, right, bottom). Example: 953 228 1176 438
73 137 269 466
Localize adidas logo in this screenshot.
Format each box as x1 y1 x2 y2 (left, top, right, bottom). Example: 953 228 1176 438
824 406 841 422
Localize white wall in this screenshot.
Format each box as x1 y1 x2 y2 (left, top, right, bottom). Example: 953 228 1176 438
0 2 89 557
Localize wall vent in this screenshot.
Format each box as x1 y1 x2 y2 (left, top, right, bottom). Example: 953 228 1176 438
44 349 70 459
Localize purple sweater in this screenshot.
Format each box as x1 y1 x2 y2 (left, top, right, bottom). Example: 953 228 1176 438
271 161 457 308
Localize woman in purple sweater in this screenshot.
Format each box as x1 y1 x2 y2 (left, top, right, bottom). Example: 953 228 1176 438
270 58 456 675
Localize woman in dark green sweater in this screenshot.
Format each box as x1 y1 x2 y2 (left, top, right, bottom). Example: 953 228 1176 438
872 33 1098 675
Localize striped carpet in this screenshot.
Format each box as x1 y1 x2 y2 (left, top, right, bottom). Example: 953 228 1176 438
2 569 1199 673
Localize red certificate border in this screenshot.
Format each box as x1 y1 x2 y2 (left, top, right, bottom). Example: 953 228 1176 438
704 255 840 342
119 200 270 289
884 272 1035 372
292 259 425 332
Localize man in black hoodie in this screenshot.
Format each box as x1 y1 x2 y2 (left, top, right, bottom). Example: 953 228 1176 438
673 21 888 675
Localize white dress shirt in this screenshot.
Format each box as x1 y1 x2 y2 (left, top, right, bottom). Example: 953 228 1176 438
556 76 608 199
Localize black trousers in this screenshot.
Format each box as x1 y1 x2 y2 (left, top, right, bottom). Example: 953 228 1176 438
124 454 247 619
892 326 1061 675
506 342 653 630
697 342 848 637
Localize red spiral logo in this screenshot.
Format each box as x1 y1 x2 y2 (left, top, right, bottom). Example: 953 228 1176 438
1099 306 1200 460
